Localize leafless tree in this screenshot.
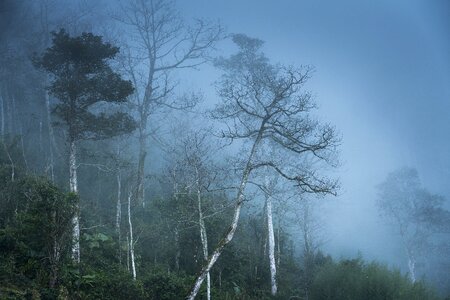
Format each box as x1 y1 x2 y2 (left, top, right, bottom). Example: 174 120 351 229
376 167 450 283
163 127 229 299
113 0 224 207
187 34 340 299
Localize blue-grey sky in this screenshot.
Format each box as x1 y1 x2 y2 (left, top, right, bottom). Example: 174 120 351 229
178 0 450 266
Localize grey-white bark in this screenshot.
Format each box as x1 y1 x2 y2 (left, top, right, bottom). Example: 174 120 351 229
19 125 28 172
186 125 263 300
408 254 416 283
265 188 277 295
128 195 137 280
116 172 122 263
188 34 339 299
116 172 122 233
2 138 15 181
276 217 281 269
174 227 180 271
196 167 211 300
402 236 416 283
69 140 80 263
128 192 136 280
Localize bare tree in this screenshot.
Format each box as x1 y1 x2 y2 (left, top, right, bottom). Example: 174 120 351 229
376 167 450 283
113 0 223 207
181 131 220 300
187 34 340 299
163 127 227 299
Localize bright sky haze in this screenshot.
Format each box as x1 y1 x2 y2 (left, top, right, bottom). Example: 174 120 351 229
178 0 450 266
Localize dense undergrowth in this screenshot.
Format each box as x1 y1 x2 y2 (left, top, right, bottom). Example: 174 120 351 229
0 163 444 300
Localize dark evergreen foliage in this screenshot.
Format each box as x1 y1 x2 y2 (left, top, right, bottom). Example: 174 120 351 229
34 29 136 141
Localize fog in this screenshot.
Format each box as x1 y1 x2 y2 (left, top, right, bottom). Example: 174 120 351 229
178 0 450 263
0 0 449 298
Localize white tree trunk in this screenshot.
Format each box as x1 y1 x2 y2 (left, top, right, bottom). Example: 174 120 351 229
402 236 416 283
116 172 122 264
187 192 244 300
407 251 416 283
128 192 136 280
69 140 80 263
174 227 181 271
276 219 281 269
19 125 28 171
265 189 277 295
116 172 122 232
2 138 15 181
196 170 211 300
126 235 130 272
10 93 17 134
187 128 263 300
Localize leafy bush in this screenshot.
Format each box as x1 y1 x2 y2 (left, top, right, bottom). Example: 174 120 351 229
62 267 144 300
141 268 193 300
310 258 440 300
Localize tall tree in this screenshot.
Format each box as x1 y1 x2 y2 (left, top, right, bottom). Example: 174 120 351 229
34 29 136 263
376 167 450 283
187 34 340 299
114 0 223 207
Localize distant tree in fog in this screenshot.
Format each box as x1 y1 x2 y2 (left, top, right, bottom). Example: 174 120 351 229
376 167 450 283
34 29 136 263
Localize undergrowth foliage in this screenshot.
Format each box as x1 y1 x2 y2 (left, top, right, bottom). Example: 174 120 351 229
0 163 443 299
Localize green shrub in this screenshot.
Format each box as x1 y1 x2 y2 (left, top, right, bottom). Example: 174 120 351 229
310 258 440 300
141 268 193 300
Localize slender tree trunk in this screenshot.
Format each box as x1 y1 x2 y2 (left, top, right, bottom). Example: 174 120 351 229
116 172 122 231
196 169 211 300
276 218 281 269
406 248 416 283
50 210 61 288
0 86 4 136
126 235 130 272
116 172 122 263
187 125 264 300
5 86 12 134
45 88 56 182
265 188 277 295
136 124 147 207
401 234 416 283
39 121 43 156
262 200 268 257
69 140 80 263
174 227 181 271
136 58 154 208
10 92 16 134
300 200 313 299
2 139 15 181
128 192 136 280
19 125 28 172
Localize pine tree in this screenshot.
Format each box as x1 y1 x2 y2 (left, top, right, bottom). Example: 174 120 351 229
34 29 136 263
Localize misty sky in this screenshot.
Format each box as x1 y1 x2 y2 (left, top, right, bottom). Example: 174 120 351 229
176 0 450 267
